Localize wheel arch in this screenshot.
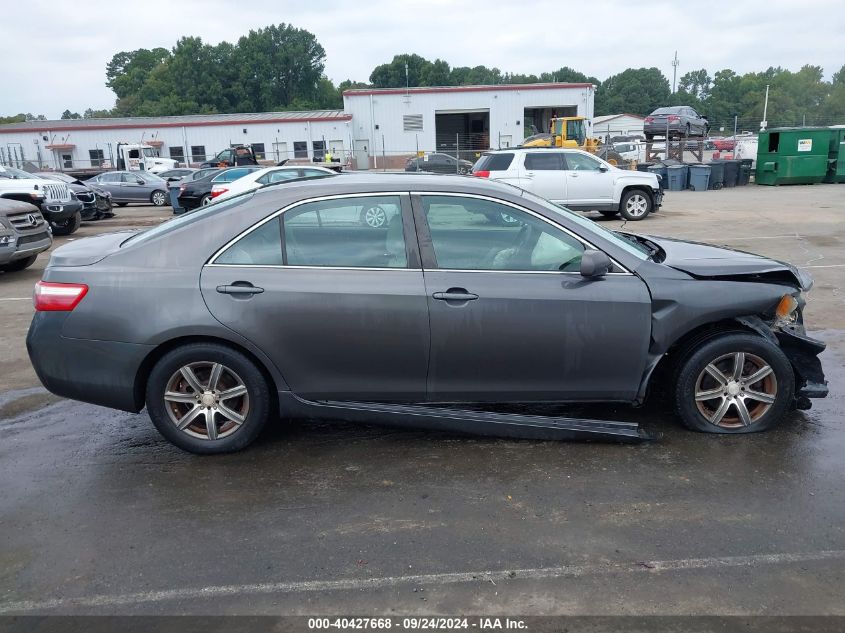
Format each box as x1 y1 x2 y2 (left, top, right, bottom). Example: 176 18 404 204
133 334 285 414
636 317 762 404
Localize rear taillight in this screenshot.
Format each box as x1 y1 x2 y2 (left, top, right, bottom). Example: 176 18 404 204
210 187 228 198
667 115 680 121
473 170 490 178
33 281 89 312
644 116 654 123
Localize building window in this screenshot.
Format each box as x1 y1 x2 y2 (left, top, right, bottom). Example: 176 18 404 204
293 141 308 159
312 140 325 160
88 149 105 168
251 143 265 160
403 114 423 132
60 153 73 169
190 146 206 163
169 147 185 164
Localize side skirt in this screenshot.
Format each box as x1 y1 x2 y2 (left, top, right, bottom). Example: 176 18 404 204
278 392 652 443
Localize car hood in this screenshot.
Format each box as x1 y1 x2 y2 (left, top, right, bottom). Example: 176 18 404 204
48 231 138 267
644 235 813 291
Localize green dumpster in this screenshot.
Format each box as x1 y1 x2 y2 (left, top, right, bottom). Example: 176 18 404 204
824 127 845 184
756 127 832 185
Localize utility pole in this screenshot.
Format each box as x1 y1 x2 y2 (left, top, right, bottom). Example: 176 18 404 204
405 62 409 96
761 84 769 131
671 51 679 93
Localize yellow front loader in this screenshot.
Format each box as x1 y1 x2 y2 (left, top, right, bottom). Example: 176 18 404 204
521 117 621 165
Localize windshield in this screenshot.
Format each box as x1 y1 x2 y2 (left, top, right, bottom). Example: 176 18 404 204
123 191 255 247
0 167 34 179
518 190 649 261
143 148 155 157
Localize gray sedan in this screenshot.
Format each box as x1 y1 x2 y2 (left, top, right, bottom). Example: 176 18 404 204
644 106 709 140
27 174 826 453
86 171 170 206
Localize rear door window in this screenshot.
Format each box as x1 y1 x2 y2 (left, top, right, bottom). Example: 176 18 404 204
283 196 406 268
215 217 284 266
474 153 514 172
524 153 564 170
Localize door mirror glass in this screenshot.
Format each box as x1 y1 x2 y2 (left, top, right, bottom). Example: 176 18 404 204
136 178 145 185
598 165 609 172
579 249 612 278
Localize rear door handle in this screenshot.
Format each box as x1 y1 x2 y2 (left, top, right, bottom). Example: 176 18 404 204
216 283 264 295
433 289 478 302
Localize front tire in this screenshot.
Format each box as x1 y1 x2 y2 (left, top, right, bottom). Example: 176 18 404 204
674 333 794 434
151 190 168 207
145 343 271 454
200 194 213 207
50 211 81 235
618 189 652 221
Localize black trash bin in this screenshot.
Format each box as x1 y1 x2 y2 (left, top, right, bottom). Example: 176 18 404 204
737 159 753 186
636 162 654 173
721 159 740 188
708 161 725 189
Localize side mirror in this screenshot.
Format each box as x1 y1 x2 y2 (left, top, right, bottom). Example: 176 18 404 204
580 249 612 278
136 178 145 185
599 165 609 172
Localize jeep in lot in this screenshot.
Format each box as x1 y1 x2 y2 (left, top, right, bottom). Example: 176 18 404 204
0 166 83 235
0 199 52 272
472 148 662 221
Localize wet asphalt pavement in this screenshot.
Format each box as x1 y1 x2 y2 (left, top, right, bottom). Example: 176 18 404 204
1 187 844 615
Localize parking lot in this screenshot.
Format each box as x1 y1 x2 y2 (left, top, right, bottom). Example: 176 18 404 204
1 184 843 615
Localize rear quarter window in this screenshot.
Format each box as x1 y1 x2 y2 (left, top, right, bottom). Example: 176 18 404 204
474 153 514 172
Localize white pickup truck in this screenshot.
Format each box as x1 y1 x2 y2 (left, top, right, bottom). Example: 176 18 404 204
472 148 663 221
0 165 83 234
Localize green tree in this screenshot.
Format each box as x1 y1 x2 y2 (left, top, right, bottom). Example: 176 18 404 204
370 54 432 88
538 67 598 85
234 24 326 110
60 110 82 119
596 67 670 115
106 48 171 100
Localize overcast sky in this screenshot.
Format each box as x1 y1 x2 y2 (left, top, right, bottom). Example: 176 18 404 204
2 0 843 119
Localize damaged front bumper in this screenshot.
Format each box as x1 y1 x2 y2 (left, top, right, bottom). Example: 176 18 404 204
740 315 829 407
776 326 829 406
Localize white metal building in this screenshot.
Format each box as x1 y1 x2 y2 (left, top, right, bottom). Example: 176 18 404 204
0 111 352 171
0 82 597 172
591 114 645 142
343 83 596 168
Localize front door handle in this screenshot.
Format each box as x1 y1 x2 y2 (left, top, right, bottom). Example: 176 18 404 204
216 283 264 295
433 288 478 302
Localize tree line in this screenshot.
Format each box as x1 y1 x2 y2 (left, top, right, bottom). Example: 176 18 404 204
2 23 843 132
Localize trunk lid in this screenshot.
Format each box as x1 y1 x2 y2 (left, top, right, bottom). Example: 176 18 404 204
47 230 138 267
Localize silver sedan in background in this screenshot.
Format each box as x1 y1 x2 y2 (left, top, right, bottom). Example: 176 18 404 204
86 171 170 207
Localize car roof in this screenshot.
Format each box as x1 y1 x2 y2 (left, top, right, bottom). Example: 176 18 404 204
251 172 524 203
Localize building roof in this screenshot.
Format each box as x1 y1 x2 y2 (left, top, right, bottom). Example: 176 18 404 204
343 82 595 97
592 113 645 124
0 110 350 134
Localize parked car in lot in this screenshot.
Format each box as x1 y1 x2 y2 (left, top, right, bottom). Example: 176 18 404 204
406 153 474 174
27 174 827 453
0 166 83 235
472 148 662 220
178 166 262 210
211 165 336 202
86 171 170 207
0 199 52 272
200 145 259 168
33 172 114 220
644 106 709 140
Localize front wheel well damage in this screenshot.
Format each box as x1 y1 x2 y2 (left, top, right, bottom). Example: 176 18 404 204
639 318 767 404
132 335 279 415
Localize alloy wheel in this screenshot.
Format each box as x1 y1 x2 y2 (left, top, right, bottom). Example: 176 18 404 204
694 352 777 429
363 205 387 228
152 191 167 206
163 361 249 440
625 194 649 218
201 195 213 206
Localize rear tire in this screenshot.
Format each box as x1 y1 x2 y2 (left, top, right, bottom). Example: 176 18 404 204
618 189 652 221
151 190 168 207
674 333 794 434
50 211 81 236
116 202 128 207
200 194 213 206
0 255 37 272
599 211 619 218
145 343 271 454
